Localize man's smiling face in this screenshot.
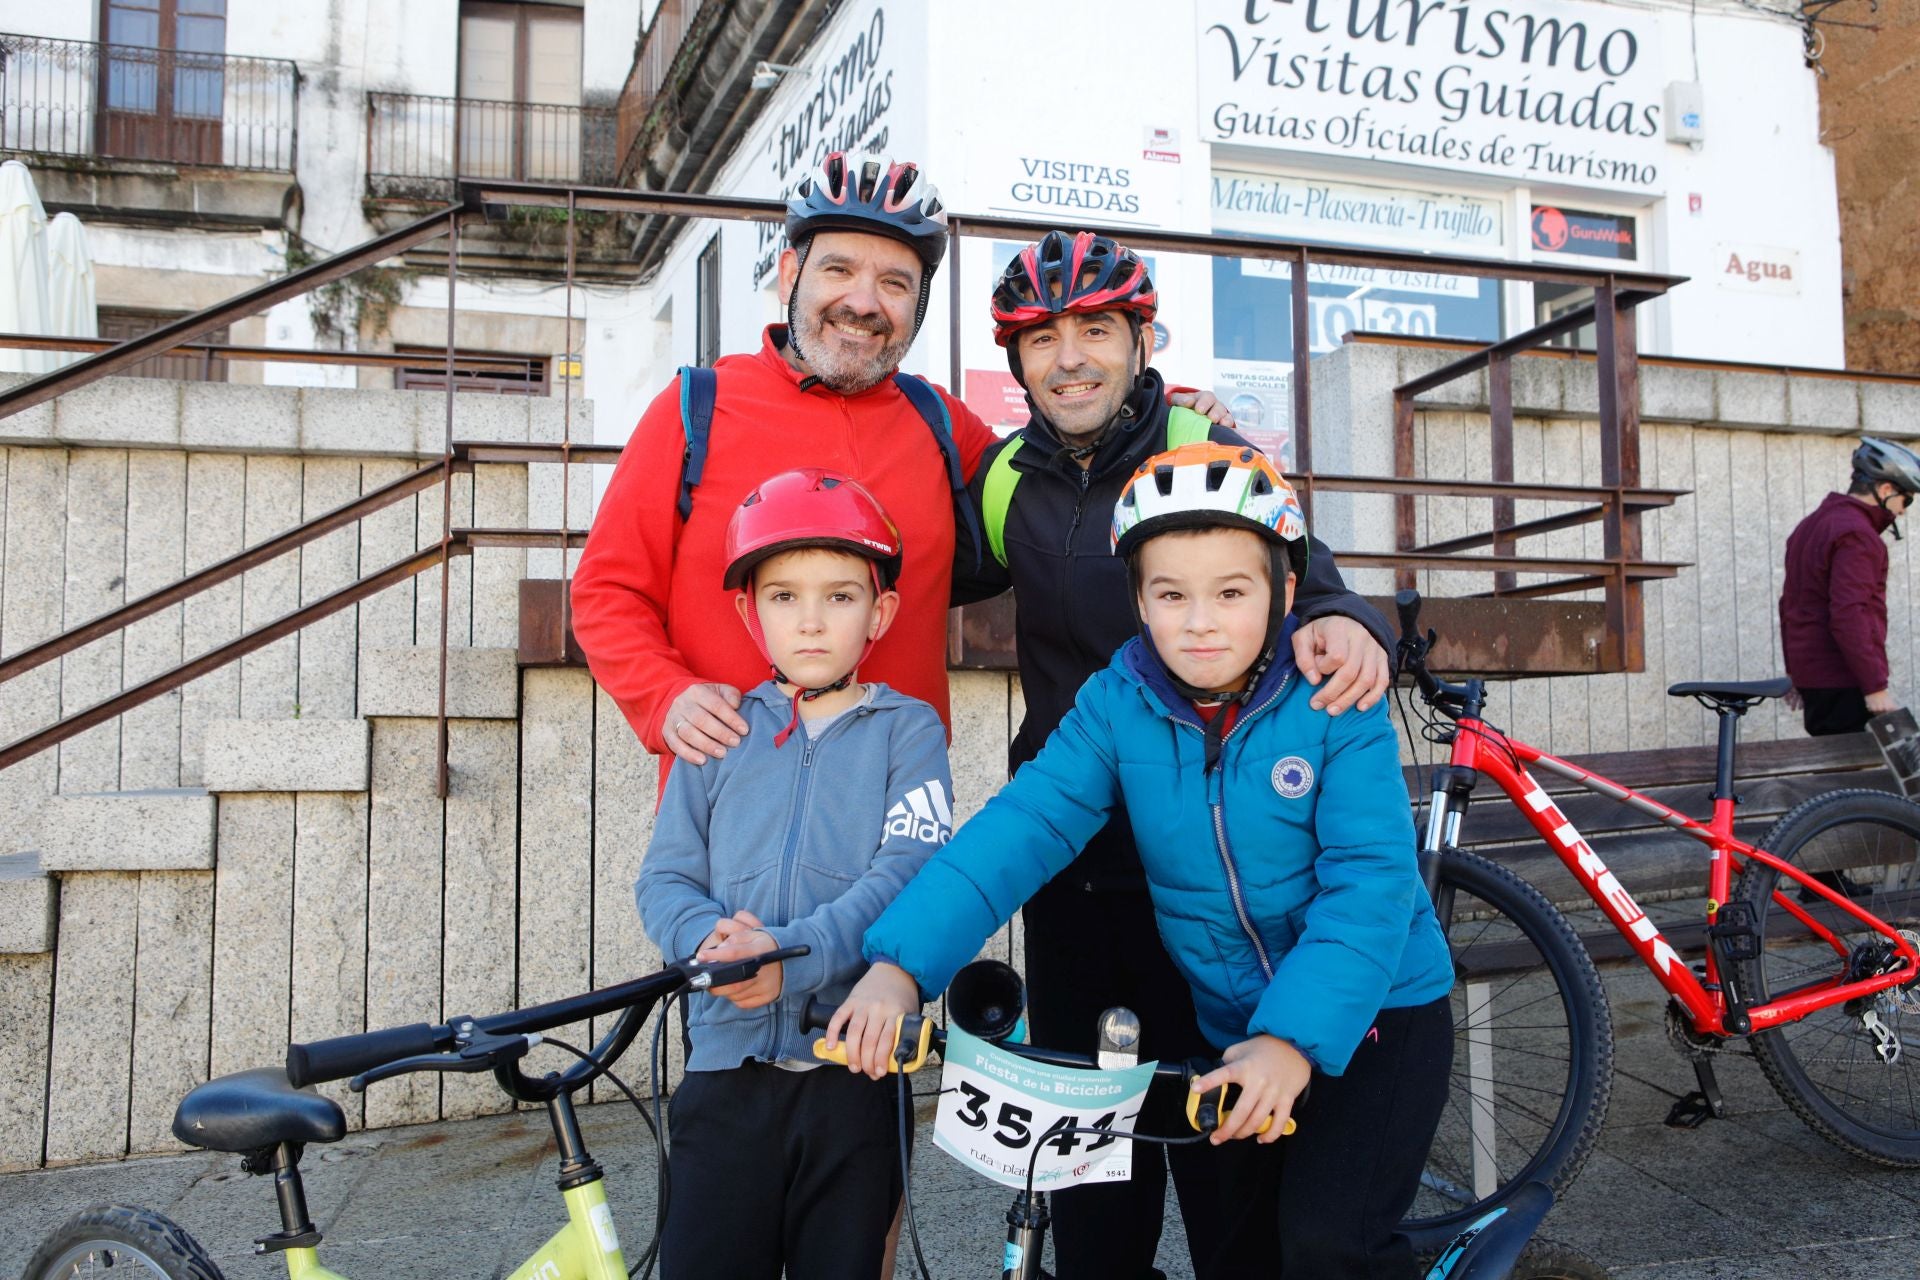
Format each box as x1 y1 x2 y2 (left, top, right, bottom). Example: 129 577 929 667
779 231 921 393
1012 310 1147 446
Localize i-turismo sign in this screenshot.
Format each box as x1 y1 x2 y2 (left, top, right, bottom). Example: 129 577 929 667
1199 0 1668 194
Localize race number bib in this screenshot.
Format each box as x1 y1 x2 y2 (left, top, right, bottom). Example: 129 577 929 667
933 1027 1155 1191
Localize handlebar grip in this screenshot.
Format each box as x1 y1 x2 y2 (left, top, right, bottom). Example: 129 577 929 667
1395 589 1422 642
798 994 834 1034
288 1022 448 1088
1186 1082 1294 1138
811 1013 935 1073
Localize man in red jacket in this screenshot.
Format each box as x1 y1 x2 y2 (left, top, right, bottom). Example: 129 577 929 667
1780 437 1920 735
573 151 1390 776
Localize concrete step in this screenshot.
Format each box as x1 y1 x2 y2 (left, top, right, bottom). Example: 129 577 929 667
201 719 369 793
359 647 520 720
0 853 55 954
36 789 216 873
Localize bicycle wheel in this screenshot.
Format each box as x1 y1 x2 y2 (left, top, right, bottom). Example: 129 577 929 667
1731 787 1920 1166
22 1204 226 1280
1402 849 1613 1252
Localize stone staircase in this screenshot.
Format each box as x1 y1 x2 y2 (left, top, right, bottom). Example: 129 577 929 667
0 643 671 1171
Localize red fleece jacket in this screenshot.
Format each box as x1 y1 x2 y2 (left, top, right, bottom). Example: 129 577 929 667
1779 490 1897 693
571 327 995 763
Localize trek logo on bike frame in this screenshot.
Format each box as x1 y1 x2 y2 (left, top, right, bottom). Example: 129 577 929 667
1521 779 1685 976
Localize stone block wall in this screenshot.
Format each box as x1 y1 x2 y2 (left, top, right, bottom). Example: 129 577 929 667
0 374 590 853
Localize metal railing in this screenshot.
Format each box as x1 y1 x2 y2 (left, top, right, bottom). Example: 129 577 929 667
0 32 297 171
367 92 618 200
614 0 699 180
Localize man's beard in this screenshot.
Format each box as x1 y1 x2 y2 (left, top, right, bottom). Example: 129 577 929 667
794 302 913 393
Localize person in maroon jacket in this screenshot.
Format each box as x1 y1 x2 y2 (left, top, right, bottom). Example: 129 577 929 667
1779 437 1920 735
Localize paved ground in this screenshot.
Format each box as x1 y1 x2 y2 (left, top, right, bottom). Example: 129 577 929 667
5 962 1920 1278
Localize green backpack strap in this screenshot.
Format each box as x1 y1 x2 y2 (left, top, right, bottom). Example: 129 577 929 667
981 407 1215 569
981 438 1027 569
1166 404 1213 448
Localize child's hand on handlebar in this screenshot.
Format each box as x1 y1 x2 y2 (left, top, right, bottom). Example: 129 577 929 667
696 910 783 1009
825 963 921 1080
1191 1034 1311 1144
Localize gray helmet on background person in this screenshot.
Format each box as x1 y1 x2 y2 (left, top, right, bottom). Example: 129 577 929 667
1853 437 1920 495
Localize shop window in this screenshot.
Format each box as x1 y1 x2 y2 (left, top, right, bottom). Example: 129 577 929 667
1211 257 1502 465
98 307 228 381
457 0 583 181
394 347 549 395
695 234 721 369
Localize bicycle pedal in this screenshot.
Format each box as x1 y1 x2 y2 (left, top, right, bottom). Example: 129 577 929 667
1709 901 1762 963
1664 1090 1717 1129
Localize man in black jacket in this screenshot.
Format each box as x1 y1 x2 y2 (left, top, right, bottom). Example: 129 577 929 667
951 231 1394 1280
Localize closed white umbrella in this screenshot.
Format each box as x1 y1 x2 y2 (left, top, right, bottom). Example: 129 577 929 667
46 212 96 371
0 161 51 375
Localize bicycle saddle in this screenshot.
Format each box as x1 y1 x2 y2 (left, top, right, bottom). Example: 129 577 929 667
1666 677 1792 706
172 1067 347 1153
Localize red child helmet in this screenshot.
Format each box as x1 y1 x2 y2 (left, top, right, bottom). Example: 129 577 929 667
722 468 904 592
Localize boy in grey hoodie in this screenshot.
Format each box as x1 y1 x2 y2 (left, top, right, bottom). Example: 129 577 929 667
637 468 952 1280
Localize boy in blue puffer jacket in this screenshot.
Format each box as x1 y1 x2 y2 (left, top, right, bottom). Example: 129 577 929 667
828 442 1454 1278
638 469 952 1280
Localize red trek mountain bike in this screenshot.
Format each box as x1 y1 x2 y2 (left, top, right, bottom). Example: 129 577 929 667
1395 590 1920 1241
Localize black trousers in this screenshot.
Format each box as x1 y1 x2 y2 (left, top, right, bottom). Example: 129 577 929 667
1800 686 1872 736
1205 997 1455 1278
659 1061 906 1280
1021 882 1238 1280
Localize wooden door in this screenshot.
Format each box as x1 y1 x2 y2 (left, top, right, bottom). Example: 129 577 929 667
98 0 226 165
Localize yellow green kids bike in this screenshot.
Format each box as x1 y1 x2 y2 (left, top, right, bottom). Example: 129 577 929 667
22 946 805 1280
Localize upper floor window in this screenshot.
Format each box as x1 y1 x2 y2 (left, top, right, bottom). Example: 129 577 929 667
458 1 584 180
100 0 227 164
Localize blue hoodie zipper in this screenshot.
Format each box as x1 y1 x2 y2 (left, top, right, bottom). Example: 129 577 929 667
762 698 864 1061
1194 672 1291 982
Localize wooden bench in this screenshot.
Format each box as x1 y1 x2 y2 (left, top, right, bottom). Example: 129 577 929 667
1404 731 1898 964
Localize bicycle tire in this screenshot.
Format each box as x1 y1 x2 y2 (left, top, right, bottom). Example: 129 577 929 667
21 1203 226 1280
1732 787 1920 1166
1402 849 1613 1252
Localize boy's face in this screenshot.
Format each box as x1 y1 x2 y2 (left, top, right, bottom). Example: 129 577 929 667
1135 528 1296 696
736 547 898 688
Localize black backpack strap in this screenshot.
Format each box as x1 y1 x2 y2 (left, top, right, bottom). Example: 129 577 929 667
677 365 717 521
892 372 984 572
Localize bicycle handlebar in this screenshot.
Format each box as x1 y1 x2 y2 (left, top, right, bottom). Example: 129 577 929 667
286 946 810 1089
1394 589 1479 716
795 996 1290 1136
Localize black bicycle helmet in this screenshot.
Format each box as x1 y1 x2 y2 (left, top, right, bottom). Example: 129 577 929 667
992 230 1157 346
1853 437 1920 494
784 152 947 352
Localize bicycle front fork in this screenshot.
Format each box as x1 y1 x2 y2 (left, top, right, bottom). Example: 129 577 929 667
1419 765 1477 898
1003 1190 1049 1280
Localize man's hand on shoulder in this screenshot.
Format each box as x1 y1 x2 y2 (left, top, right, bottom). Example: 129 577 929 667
1168 388 1235 429
1293 616 1390 715
664 682 750 765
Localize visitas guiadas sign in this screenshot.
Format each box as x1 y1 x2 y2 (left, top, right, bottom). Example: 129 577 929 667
1198 0 1668 195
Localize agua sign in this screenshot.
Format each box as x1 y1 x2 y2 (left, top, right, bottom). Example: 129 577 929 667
1716 243 1801 295
1199 0 1668 194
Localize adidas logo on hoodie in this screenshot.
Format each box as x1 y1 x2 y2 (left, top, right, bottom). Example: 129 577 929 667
886 780 953 846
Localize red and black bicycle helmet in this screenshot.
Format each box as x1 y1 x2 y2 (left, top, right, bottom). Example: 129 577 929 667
991 230 1158 348
722 468 903 592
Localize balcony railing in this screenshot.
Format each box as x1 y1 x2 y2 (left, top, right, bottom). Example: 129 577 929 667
367 92 618 201
0 33 296 171
614 0 699 180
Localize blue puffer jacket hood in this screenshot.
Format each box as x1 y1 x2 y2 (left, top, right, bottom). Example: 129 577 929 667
865 638 1452 1074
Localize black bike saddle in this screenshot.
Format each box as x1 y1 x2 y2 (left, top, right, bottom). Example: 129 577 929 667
172 1067 347 1153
